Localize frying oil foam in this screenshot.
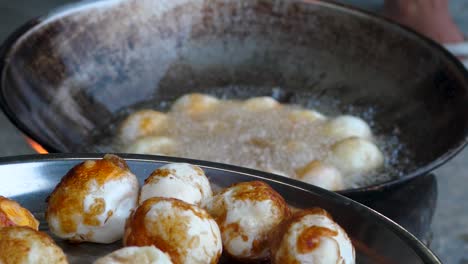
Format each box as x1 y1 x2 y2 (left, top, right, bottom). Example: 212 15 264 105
86 86 414 189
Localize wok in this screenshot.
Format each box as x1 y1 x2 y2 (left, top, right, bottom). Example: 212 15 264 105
0 1 467 199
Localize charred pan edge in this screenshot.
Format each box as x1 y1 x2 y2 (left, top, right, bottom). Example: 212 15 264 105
0 0 467 195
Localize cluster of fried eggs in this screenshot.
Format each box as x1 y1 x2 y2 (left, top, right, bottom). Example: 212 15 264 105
119 93 384 191
45 155 223 264
0 154 355 263
0 197 67 263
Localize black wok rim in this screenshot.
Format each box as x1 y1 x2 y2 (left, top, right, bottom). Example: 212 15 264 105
0 152 442 263
0 0 467 196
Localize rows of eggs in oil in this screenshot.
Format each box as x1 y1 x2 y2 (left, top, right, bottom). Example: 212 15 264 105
118 93 384 191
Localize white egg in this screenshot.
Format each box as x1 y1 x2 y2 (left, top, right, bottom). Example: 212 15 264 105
272 208 355 264
93 246 173 264
171 93 220 115
322 115 372 141
295 161 344 191
124 197 222 264
289 109 326 123
119 110 169 144
204 181 290 261
329 137 384 175
139 163 213 205
242 97 280 111
46 154 139 244
0 226 68 264
124 136 176 155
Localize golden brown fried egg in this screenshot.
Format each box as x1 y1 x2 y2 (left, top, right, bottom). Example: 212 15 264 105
124 197 222 264
139 163 212 206
0 196 39 230
203 181 290 261
271 208 355 264
46 154 139 243
0 226 68 264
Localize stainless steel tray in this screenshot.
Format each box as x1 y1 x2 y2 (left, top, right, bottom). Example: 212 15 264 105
0 154 440 264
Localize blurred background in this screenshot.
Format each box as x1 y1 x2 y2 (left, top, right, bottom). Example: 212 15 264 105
0 1 466 263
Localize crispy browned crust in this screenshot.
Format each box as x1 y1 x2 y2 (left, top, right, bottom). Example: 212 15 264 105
270 208 337 264
46 155 133 235
208 181 290 261
0 226 68 263
0 196 39 230
124 197 220 264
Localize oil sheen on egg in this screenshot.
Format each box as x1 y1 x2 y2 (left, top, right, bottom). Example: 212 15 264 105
295 161 344 191
93 246 173 264
112 94 394 191
242 97 280 111
124 136 177 155
171 93 220 116
329 137 384 176
322 115 372 141
204 181 290 261
0 226 68 264
46 154 139 244
139 163 212 206
0 196 39 230
124 197 222 264
271 208 355 264
118 110 169 144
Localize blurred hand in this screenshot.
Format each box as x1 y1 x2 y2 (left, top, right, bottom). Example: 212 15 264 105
384 0 464 44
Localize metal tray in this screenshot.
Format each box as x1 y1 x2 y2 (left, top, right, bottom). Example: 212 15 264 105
0 154 440 264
